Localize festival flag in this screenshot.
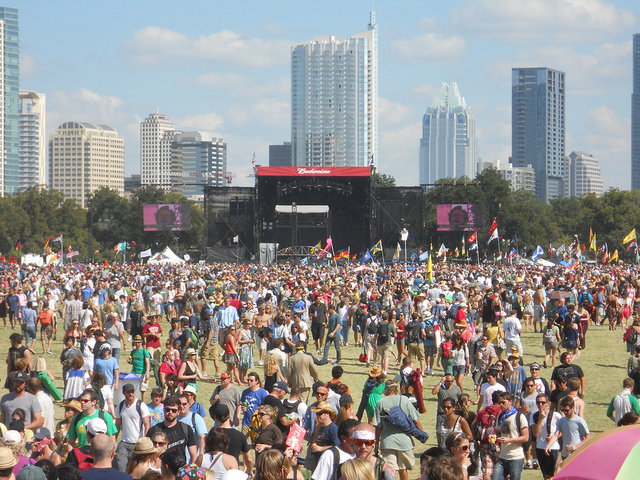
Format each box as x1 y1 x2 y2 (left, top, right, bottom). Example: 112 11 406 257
140 249 152 258
427 253 433 282
461 236 466 256
532 245 544 261
627 240 638 251
454 247 459 257
233 235 239 243
351 253 357 262
393 243 401 262
609 249 619 263
437 244 449 257
310 242 321 254
371 240 383 254
509 248 517 259
488 228 498 244
300 257 308 266
360 250 372 263
52 235 62 243
623 229 636 245
411 252 417 262
510 235 518 246
469 241 478 251
43 237 51 255
15 241 21 250
334 250 350 260
252 152 257 175
488 218 497 233
317 238 333 258
114 242 126 252
468 232 477 244
419 251 429 261
601 243 609 264
67 249 79 259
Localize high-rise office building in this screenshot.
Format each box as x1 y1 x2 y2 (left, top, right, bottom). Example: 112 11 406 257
0 8 20 196
291 12 377 167
140 113 177 192
419 82 478 185
567 151 603 197
171 131 227 200
49 122 124 208
269 142 293 166
19 91 46 188
480 159 535 193
511 67 566 202
632 34 640 190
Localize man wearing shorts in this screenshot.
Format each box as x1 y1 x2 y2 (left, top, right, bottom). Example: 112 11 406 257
199 308 220 378
142 313 163 362
37 303 55 355
375 312 396 375
422 311 438 376
252 302 271 365
309 294 328 354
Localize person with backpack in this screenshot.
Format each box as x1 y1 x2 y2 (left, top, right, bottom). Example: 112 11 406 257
65 417 109 471
322 304 343 365
147 395 198 463
310 418 359 480
363 307 379 367
67 388 117 449
374 312 396 376
128 336 151 402
492 391 529 480
422 311 439 376
542 319 561 369
436 331 454 376
470 390 503 480
113 383 151 470
405 313 426 375
178 392 207 456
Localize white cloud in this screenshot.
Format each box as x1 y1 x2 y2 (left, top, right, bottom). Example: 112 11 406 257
174 112 225 134
578 105 630 188
379 97 415 126
193 73 247 88
453 0 637 43
193 73 290 98
120 26 290 68
413 83 441 103
391 32 466 63
378 122 422 185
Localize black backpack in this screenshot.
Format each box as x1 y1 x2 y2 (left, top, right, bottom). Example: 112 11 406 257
447 304 459 320
367 318 378 335
377 322 390 343
406 321 421 344
118 399 144 433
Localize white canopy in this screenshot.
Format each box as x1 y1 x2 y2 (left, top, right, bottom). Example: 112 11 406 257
147 247 186 265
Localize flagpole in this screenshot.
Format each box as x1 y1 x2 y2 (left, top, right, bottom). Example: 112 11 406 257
476 229 480 266
330 240 336 268
61 235 64 265
381 240 385 265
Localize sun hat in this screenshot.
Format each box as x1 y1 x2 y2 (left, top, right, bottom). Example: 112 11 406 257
183 385 197 395
185 348 196 356
310 401 337 420
61 400 82 413
368 366 383 378
0 447 17 469
85 418 108 436
132 437 156 455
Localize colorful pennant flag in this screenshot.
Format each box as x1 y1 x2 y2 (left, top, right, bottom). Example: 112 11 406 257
623 229 636 245
488 218 497 233
488 228 498 244
310 242 321 254
532 245 544 261
609 249 619 263
140 249 152 258
52 235 62 243
371 240 383 254
468 232 477 244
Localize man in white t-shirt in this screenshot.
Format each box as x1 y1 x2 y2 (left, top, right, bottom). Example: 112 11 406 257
478 367 506 411
311 418 358 480
114 383 150 470
503 311 523 357
494 391 529 480
531 393 562 480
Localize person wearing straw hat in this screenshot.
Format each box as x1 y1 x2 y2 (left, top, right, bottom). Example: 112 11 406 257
305 401 339 471
127 437 161 479
0 447 17 480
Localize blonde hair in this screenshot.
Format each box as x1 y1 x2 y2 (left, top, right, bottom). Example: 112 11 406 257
203 470 215 480
34 356 47 373
254 449 291 480
264 353 278 377
133 301 143 312
257 405 276 422
340 458 374 480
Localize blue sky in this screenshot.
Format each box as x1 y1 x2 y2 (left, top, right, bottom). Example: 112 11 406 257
15 0 640 189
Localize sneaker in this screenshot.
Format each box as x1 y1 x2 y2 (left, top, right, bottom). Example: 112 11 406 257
46 350 53 355
532 461 539 470
523 462 532 470
258 361 264 366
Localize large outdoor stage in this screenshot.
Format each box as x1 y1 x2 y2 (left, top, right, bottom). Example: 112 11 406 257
203 167 427 263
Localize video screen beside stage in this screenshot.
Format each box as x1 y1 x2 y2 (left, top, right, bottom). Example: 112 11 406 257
436 204 483 231
143 203 192 231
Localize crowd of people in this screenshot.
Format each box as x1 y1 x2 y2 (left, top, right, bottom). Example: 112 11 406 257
0 260 636 480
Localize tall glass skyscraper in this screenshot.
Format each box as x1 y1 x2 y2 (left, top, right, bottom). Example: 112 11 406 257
511 67 566 202
291 12 377 167
0 7 19 196
632 34 640 190
419 82 478 185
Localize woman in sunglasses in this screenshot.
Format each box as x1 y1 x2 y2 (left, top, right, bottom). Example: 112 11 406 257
444 432 474 479
436 398 472 448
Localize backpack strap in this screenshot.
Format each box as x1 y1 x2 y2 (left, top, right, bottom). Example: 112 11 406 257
374 456 386 480
329 447 341 480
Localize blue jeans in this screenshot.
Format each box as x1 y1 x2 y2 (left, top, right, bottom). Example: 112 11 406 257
24 326 36 345
341 322 350 344
323 333 341 363
492 457 524 480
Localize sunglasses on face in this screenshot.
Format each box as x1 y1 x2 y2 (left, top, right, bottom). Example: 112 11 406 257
536 400 548 405
165 407 179 413
153 441 167 447
443 406 454 410
456 445 470 452
353 439 375 447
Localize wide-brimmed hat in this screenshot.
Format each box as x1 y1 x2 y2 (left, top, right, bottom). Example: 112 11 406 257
423 310 433 319
0 447 17 469
183 385 197 395
310 401 337 420
185 348 197 356
133 335 144 343
368 365 383 378
62 400 82 413
415 293 426 300
132 437 156 455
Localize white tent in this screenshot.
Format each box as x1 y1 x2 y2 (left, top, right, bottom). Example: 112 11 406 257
147 247 186 265
21 254 44 266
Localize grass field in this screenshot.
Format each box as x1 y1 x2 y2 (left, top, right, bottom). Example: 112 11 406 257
19 320 629 479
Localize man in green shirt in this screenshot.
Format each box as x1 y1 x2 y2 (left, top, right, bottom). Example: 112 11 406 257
67 389 117 448
129 335 151 401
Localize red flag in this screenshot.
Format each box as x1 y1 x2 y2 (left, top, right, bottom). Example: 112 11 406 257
468 232 477 243
488 218 497 233
8 255 16 264
581 244 586 250
15 241 21 250
351 253 357 261
132 241 137 246
94 250 100 254
0 255 5 263
104 260 109 267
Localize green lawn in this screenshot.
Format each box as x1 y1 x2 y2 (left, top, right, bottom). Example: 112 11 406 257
21 320 627 479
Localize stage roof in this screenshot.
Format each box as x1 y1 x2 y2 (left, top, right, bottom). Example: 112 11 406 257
257 166 371 177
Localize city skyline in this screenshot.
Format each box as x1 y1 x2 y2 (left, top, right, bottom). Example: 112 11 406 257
14 0 640 189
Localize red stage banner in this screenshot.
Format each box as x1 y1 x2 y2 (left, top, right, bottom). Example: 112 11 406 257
257 166 371 177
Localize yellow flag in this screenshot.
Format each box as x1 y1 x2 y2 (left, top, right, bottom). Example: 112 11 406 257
427 253 433 283
609 249 619 263
623 229 636 245
589 229 596 252
310 242 321 254
371 240 383 254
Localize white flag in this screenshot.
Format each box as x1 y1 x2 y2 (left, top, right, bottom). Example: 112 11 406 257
233 235 239 243
437 243 449 257
140 249 152 258
488 228 499 244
